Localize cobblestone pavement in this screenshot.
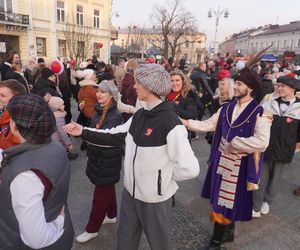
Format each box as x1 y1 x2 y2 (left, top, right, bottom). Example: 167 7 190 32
170 203 210 249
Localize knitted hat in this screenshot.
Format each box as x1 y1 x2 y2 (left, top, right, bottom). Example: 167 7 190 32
7 93 56 144
41 68 55 79
277 76 300 90
98 80 119 102
48 96 65 112
37 58 45 64
236 60 245 71
76 69 95 80
135 64 171 96
98 72 114 82
233 67 261 92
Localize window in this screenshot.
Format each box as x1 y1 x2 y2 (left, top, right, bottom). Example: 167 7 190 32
57 1 65 23
283 40 287 48
77 41 84 57
185 40 189 48
297 39 300 47
93 43 100 57
76 5 83 26
290 39 294 50
94 9 100 28
0 0 12 12
36 37 46 56
58 39 66 57
277 41 280 50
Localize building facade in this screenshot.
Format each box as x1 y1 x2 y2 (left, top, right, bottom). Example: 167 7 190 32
220 21 300 62
0 0 112 64
113 27 206 64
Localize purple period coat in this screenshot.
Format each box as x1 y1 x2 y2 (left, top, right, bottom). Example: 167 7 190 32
201 99 264 222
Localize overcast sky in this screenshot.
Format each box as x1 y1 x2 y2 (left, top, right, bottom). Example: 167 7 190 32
112 0 300 47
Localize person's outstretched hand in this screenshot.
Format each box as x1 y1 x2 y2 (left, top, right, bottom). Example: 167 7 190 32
64 122 83 136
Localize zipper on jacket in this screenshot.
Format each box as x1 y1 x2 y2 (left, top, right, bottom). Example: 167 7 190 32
132 145 138 198
132 113 149 198
157 169 162 196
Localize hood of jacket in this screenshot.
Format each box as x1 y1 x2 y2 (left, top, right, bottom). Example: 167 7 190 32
34 77 56 91
79 79 98 87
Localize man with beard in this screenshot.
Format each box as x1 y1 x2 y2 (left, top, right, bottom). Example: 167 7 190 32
181 67 272 249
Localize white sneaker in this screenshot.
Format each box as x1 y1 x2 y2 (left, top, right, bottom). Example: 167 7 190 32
76 231 98 243
102 216 117 224
252 210 261 218
261 202 270 215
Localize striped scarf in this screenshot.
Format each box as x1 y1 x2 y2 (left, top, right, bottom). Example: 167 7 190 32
217 137 247 209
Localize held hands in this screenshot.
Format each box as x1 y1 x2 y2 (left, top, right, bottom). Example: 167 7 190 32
180 118 189 129
63 122 83 136
67 144 73 151
223 142 234 155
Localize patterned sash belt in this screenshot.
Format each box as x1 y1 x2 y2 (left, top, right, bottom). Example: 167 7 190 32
217 137 247 209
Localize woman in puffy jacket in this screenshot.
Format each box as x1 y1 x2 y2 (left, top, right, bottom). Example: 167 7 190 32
76 80 123 243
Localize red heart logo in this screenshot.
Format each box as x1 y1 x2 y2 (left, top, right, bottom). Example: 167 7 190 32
145 128 153 136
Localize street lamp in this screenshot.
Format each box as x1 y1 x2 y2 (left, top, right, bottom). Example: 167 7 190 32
112 11 120 18
208 7 229 54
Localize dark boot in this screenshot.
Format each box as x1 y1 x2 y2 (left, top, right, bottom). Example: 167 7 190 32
205 223 227 250
68 152 79 161
222 222 235 243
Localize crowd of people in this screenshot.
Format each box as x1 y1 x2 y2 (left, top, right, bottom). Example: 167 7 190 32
0 49 300 250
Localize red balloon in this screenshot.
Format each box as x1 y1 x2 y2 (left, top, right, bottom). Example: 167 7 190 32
69 59 76 66
98 43 103 49
50 60 64 75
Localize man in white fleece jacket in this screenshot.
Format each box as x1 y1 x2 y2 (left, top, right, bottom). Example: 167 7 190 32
65 64 200 250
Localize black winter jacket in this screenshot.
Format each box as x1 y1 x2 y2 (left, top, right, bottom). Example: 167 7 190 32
86 103 123 186
264 98 300 163
32 77 61 97
171 90 199 120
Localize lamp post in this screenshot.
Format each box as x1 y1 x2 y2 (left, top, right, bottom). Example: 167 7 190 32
208 7 229 54
112 11 120 18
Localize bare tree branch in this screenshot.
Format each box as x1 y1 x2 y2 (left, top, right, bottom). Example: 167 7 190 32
63 14 94 67
150 0 200 59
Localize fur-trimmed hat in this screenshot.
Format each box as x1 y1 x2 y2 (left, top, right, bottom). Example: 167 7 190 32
233 67 261 92
135 64 171 96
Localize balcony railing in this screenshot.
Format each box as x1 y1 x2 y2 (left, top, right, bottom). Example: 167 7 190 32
0 11 29 26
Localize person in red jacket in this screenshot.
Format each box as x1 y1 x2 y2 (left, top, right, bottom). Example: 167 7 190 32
0 79 26 149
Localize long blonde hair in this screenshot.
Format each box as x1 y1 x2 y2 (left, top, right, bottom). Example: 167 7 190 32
170 71 195 98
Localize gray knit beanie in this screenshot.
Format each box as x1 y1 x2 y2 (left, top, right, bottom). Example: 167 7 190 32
98 80 119 102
